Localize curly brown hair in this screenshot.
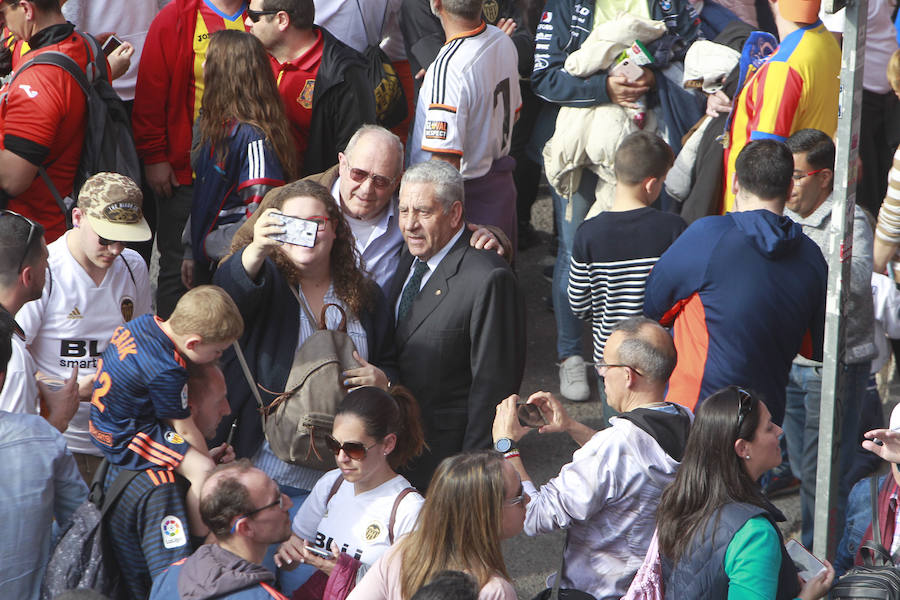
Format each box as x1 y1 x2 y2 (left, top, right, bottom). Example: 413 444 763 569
229 180 374 316
193 30 299 180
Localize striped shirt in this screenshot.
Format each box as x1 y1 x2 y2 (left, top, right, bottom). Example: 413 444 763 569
722 21 841 212
876 146 900 245
569 207 686 363
253 284 368 491
103 464 192 600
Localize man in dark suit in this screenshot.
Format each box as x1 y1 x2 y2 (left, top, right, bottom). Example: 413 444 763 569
389 160 526 491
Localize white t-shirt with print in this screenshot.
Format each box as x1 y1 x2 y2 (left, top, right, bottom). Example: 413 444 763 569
293 469 423 566
16 232 152 455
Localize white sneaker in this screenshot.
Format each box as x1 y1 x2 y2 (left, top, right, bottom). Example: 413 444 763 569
559 355 590 402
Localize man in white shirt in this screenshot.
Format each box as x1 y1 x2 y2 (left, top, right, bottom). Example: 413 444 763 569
17 172 153 484
0 209 78 432
408 0 521 246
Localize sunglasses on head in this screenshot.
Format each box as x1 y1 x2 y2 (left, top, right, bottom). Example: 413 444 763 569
734 387 753 437
246 8 283 22
324 434 376 460
1 209 39 273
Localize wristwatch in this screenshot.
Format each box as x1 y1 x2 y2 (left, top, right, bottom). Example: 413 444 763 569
494 438 516 453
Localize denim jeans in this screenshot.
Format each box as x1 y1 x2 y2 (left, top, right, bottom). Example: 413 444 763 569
551 172 594 360
262 484 315 596
783 361 869 548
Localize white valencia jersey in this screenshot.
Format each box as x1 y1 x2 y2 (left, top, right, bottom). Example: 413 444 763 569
16 232 152 455
293 469 423 566
409 22 521 179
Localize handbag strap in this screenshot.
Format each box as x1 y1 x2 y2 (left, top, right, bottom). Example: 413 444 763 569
872 474 883 548
388 488 416 544
232 340 265 410
288 285 321 329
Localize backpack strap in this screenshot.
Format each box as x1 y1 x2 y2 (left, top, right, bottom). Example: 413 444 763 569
88 458 141 519
288 285 323 330
325 473 345 507
232 339 265 411
388 487 416 544
119 253 136 288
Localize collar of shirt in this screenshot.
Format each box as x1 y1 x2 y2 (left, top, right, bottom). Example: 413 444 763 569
271 28 324 72
422 225 465 277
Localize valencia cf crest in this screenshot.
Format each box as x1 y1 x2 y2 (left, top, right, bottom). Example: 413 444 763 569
483 0 499 23
297 79 315 109
121 297 134 322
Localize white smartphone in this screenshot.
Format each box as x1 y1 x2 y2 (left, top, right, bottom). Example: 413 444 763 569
304 545 333 559
610 58 643 83
270 212 318 248
785 538 826 581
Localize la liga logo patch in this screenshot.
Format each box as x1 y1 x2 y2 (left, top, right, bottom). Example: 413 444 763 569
161 515 187 548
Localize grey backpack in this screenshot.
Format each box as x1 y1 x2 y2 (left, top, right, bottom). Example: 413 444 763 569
40 460 138 600
235 290 358 469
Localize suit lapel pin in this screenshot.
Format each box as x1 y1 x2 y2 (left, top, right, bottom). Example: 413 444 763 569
435 289 442 295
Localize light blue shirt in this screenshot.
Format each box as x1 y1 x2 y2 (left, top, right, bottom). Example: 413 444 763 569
0 411 87 600
334 176 404 292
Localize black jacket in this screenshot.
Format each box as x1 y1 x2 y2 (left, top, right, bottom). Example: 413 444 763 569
302 27 377 177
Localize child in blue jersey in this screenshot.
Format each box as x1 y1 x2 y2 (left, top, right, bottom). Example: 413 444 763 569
89 285 243 535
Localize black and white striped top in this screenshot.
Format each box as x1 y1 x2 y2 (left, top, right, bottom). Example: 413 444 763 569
568 207 686 363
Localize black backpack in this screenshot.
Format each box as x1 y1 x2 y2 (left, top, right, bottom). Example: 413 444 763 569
831 476 900 599
40 459 139 600
5 32 141 226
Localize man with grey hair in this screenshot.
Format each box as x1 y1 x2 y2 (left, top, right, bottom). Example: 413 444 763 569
492 317 692 599
305 125 510 290
388 160 525 490
407 0 521 247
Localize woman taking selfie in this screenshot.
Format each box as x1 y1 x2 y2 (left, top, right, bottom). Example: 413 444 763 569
183 29 298 286
347 451 525 600
274 386 425 598
657 386 834 599
214 180 397 591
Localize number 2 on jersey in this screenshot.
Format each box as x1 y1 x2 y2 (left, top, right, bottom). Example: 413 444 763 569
91 358 111 412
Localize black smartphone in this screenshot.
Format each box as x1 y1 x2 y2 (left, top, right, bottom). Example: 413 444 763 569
102 35 123 57
517 403 545 428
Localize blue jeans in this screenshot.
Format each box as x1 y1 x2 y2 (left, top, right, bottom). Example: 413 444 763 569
263 484 315 596
551 172 593 360
783 361 869 548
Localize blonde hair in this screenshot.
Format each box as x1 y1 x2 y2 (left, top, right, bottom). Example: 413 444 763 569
397 452 510 599
888 49 900 94
169 285 244 343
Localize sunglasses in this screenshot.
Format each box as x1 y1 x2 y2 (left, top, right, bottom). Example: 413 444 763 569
324 434 376 460
230 493 286 534
97 236 124 246
246 8 283 22
346 166 395 190
1 209 38 273
734 387 753 437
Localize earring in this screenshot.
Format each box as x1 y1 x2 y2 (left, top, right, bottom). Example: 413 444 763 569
745 455 751 460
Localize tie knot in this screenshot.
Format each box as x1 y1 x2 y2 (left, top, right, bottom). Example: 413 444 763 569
413 259 429 276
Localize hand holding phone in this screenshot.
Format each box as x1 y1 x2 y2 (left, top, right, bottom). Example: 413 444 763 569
517 402 546 428
304 545 334 559
102 35 123 57
785 539 826 581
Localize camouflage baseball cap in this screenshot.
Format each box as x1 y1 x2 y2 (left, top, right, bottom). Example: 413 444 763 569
77 172 151 242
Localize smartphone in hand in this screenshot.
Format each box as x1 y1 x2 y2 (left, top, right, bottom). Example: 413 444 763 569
102 35 123 57
270 212 318 248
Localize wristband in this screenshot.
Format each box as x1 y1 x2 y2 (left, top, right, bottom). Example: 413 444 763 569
503 450 520 460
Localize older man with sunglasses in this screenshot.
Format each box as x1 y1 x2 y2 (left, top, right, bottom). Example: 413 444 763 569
0 209 79 433
150 460 293 600
15 172 152 484
306 124 511 292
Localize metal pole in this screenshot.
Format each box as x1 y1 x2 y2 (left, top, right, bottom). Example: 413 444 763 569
813 0 865 560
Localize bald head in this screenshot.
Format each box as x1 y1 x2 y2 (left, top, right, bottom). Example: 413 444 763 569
608 317 676 383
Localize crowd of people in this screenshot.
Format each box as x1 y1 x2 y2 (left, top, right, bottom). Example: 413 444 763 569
1 0 900 598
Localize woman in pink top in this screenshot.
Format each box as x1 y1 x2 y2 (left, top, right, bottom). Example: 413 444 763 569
347 451 527 600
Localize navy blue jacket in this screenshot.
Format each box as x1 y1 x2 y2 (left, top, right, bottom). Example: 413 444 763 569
212 248 398 459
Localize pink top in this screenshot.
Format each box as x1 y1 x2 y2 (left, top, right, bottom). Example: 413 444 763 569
346 544 517 600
